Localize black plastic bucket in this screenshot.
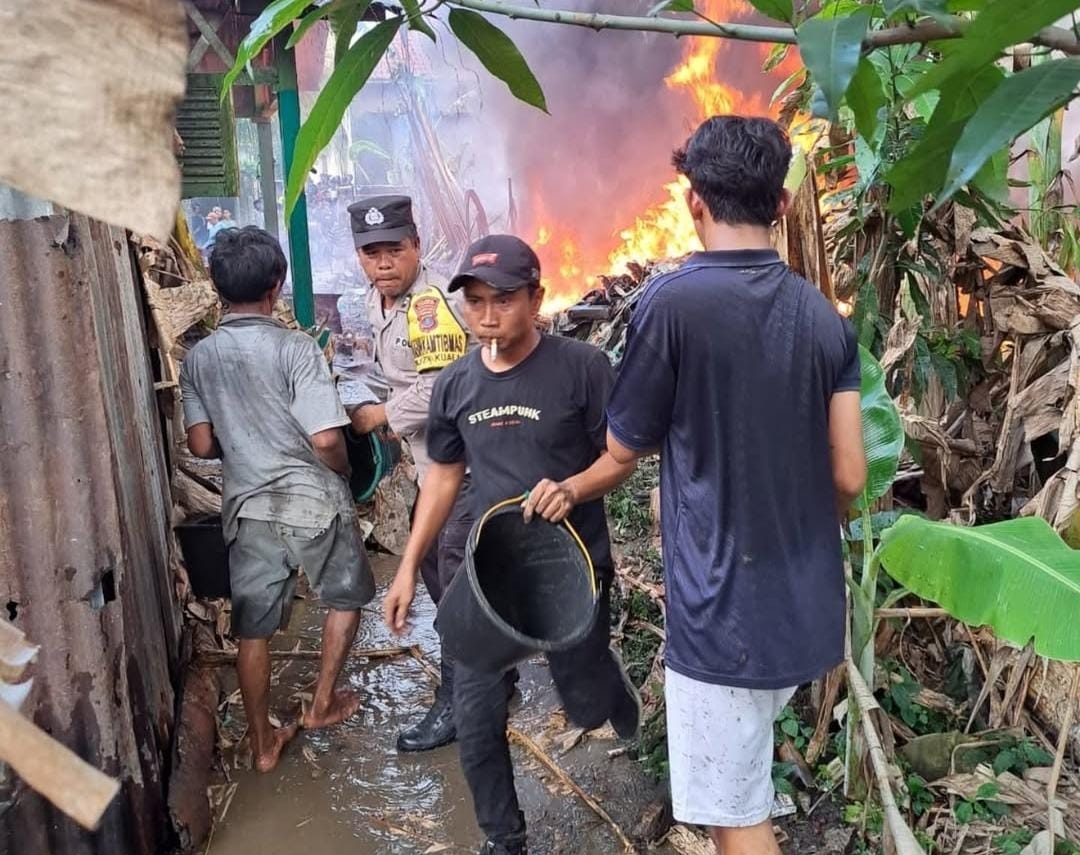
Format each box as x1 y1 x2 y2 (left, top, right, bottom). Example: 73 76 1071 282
345 426 401 503
437 498 599 673
175 514 231 599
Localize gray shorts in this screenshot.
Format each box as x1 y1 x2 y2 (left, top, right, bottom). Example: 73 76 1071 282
229 515 376 639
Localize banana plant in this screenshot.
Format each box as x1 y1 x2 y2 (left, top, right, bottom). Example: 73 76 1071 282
844 344 1080 818
851 344 905 683
846 345 905 796
877 515 1080 662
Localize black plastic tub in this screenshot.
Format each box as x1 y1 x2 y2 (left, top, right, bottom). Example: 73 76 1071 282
437 500 599 673
175 514 231 599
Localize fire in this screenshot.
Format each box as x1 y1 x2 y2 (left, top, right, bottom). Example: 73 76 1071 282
607 178 697 276
532 0 804 311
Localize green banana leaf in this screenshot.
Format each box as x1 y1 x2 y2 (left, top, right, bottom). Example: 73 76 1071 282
856 345 904 511
877 515 1080 662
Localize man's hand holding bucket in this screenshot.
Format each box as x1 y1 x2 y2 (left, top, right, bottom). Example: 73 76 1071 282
522 479 579 524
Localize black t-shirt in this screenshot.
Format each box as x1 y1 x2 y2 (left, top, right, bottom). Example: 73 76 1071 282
427 334 615 572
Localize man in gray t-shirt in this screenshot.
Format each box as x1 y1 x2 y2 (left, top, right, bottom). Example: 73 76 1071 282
180 227 375 773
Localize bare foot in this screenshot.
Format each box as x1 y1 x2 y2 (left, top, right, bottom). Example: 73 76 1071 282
254 722 298 773
301 691 362 730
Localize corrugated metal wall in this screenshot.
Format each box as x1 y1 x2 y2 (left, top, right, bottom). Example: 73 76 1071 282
0 208 181 855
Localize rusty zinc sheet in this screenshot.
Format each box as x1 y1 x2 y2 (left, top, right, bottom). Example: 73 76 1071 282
0 206 181 855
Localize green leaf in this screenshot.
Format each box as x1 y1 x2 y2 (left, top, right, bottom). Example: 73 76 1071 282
936 58 1080 209
648 0 695 13
886 61 1004 213
781 718 800 737
330 2 371 65
847 58 886 142
930 351 958 400
285 18 401 218
992 748 1016 775
856 345 904 511
908 0 1080 98
746 0 795 22
797 11 869 120
224 0 313 94
400 0 437 40
287 2 335 49
955 800 974 824
448 9 548 113
976 782 1000 800
877 516 1080 661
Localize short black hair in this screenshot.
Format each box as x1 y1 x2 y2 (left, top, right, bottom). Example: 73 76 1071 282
672 116 792 227
209 226 288 303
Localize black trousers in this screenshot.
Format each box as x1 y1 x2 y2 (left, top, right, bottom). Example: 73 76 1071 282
417 479 473 606
453 578 623 844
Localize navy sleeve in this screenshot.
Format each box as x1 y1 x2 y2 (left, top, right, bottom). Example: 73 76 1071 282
582 347 616 453
605 290 677 452
426 370 465 464
834 320 862 393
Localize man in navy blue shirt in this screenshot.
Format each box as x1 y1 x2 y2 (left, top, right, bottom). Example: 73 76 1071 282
606 116 867 855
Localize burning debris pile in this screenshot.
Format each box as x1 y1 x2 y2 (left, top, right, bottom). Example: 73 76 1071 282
550 259 684 362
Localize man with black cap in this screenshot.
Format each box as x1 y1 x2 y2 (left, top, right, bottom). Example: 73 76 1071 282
382 234 642 855
346 194 475 752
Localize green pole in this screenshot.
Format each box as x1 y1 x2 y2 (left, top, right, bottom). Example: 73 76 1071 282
274 35 315 328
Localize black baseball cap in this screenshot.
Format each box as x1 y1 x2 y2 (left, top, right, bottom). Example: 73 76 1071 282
347 195 418 248
448 234 542 293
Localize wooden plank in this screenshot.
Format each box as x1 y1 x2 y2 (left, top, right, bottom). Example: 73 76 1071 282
0 699 120 830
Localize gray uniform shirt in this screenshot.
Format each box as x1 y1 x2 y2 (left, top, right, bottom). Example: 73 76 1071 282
367 267 475 483
179 314 354 542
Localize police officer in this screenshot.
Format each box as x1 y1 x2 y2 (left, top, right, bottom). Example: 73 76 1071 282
347 195 474 752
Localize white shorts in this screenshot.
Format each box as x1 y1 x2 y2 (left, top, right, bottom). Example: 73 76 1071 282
665 668 796 828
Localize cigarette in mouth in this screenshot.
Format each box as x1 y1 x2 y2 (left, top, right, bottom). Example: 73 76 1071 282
490 339 498 360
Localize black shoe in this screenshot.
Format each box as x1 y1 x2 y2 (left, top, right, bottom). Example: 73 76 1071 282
398 657 457 752
396 694 456 752
477 838 527 855
609 649 643 740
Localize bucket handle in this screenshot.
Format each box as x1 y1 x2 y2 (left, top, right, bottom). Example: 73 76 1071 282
477 494 598 597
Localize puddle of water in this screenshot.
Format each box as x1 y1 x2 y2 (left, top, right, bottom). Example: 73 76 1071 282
207 555 478 855
205 556 661 855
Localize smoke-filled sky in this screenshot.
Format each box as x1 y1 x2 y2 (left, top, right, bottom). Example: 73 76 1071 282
414 1 789 273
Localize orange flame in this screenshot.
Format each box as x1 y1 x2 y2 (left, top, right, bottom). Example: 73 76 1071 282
533 0 801 311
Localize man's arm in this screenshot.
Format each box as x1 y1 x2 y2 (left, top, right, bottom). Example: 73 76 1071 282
606 431 656 465
829 390 867 516
523 452 637 524
186 423 222 459
351 402 389 434
384 461 467 632
311 428 350 477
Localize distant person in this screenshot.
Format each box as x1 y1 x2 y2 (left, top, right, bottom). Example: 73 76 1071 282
605 116 867 855
221 208 238 228
346 195 475 753
204 211 230 252
189 202 208 246
201 210 221 251
383 235 642 855
180 227 375 773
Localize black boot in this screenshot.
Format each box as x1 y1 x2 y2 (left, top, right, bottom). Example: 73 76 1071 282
397 657 457 752
477 828 527 855
477 841 527 855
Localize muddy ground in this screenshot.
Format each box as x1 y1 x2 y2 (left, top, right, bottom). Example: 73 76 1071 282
201 556 850 855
